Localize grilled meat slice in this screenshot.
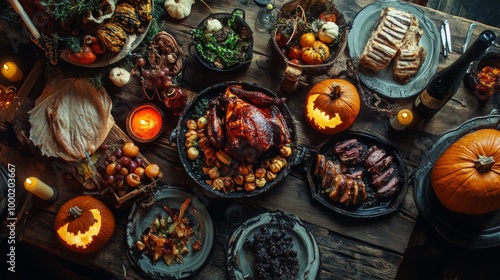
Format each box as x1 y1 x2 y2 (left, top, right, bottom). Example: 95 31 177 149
314 154 327 177
333 139 360 154
376 176 399 198
321 160 337 189
354 176 367 202
339 177 355 205
367 155 394 174
330 174 346 202
372 167 395 188
364 146 387 168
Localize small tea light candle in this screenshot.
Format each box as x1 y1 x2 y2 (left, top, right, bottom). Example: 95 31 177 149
24 177 55 200
2 62 23 82
390 109 413 131
126 104 164 142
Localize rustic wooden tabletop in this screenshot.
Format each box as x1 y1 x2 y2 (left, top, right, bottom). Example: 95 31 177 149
1 0 499 279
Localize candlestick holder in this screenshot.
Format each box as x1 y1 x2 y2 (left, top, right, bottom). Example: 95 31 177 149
126 103 165 143
0 84 19 112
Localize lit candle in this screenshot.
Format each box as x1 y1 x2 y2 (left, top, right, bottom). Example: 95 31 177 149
2 62 24 82
6 0 41 39
126 104 164 142
24 177 55 200
390 109 413 131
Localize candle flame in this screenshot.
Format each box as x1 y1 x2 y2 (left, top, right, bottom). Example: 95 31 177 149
140 119 149 126
26 178 32 185
3 64 9 71
401 112 408 119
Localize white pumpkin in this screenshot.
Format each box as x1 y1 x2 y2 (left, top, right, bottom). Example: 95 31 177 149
109 67 130 87
164 0 195 20
318 21 339 44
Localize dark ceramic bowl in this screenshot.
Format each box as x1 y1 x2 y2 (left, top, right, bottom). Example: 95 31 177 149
269 0 347 76
190 9 253 72
464 51 500 101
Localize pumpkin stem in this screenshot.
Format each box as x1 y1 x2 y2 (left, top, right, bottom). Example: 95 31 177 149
330 83 342 99
68 206 83 219
473 155 495 173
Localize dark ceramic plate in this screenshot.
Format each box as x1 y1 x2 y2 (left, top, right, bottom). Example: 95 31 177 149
226 211 320 280
347 0 440 99
173 81 300 199
126 186 214 279
414 112 500 249
306 131 409 218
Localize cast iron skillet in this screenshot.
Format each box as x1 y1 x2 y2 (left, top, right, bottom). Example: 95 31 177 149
190 9 253 72
414 111 500 249
306 131 409 218
172 81 300 199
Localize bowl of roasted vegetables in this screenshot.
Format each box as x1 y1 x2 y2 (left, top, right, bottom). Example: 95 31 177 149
270 0 347 76
190 9 253 72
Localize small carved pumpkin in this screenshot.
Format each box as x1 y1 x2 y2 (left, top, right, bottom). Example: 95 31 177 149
301 41 330 65
431 128 500 214
305 79 360 134
54 196 115 253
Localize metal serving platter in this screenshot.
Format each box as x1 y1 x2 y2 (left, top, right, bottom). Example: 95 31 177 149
414 112 500 249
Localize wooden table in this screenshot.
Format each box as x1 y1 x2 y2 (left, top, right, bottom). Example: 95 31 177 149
1 0 499 279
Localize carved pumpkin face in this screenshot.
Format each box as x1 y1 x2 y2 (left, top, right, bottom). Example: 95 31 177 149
54 196 115 253
304 79 360 134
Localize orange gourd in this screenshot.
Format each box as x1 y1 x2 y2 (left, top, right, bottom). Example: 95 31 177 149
301 41 330 65
431 128 500 214
304 79 360 134
54 196 115 253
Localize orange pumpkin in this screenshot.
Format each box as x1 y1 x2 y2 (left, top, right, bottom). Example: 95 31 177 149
431 128 500 214
301 41 330 65
54 196 115 253
305 79 360 134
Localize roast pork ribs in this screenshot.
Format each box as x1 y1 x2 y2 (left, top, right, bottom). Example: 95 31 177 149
314 139 401 207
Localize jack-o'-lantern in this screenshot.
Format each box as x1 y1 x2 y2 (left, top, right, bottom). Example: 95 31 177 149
431 128 500 214
305 79 360 134
54 196 115 253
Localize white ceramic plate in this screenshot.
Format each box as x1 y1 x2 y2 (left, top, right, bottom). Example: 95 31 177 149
126 186 214 279
348 0 440 99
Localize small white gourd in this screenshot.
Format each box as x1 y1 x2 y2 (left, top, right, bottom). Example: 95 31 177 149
318 22 339 44
164 0 195 20
109 67 131 87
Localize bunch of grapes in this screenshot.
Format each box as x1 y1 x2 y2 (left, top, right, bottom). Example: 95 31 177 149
97 142 160 197
136 57 174 92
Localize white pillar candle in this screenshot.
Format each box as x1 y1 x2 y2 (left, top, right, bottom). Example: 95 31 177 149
24 177 54 200
390 109 413 131
7 0 41 39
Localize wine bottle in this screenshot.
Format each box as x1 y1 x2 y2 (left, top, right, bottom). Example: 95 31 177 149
413 30 496 118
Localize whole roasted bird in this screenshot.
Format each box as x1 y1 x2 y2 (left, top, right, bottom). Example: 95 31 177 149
207 85 291 163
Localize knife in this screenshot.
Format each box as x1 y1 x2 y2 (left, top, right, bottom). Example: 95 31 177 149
462 23 477 53
444 20 453 53
440 24 448 58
